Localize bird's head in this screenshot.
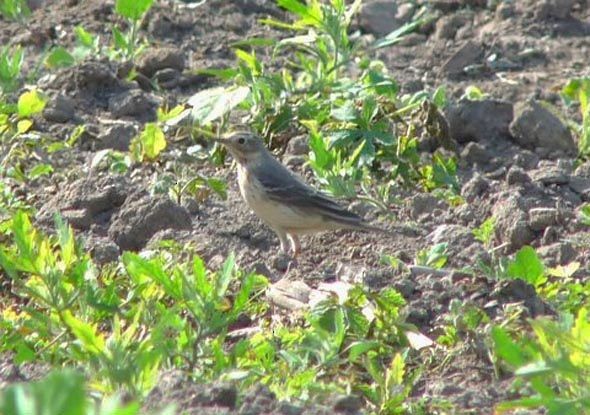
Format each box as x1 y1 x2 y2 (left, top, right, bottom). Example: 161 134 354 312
215 131 267 164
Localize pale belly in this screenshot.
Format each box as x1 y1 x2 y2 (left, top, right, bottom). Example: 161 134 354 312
237 166 325 233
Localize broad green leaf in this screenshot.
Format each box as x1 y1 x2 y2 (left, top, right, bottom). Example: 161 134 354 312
187 86 250 125
491 326 527 367
115 0 154 21
74 25 95 47
16 119 32 133
136 123 166 161
28 163 53 179
45 47 75 69
17 90 46 117
507 246 546 287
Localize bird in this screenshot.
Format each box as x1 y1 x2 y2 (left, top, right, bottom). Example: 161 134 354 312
215 131 388 256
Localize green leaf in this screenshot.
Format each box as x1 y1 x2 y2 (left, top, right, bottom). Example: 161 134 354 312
216 253 235 298
347 340 381 361
45 47 75 69
74 25 95 47
133 123 166 161
115 0 154 21
17 90 46 117
62 311 105 357
507 246 546 287
0 371 86 415
579 204 590 226
27 163 53 179
491 326 527 367
187 86 250 125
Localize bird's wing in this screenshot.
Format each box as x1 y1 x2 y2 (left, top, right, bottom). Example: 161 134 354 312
253 159 364 226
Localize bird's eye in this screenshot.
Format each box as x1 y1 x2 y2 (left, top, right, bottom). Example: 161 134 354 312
238 137 246 144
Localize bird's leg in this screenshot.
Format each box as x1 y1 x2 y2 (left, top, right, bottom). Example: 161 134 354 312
276 229 290 254
287 234 301 257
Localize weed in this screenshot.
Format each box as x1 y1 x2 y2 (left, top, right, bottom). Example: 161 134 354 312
562 78 590 158
0 46 24 95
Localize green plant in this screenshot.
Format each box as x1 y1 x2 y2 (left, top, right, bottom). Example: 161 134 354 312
493 308 590 414
111 0 154 60
0 370 173 415
0 89 54 183
506 246 546 288
473 216 496 247
579 204 590 226
0 0 30 23
0 45 24 94
562 78 590 158
415 243 448 269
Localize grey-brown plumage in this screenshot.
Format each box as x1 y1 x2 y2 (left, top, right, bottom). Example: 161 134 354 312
216 131 385 255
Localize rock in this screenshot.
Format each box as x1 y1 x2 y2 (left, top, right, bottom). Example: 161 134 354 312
492 195 535 250
529 164 570 185
537 242 577 266
409 194 447 219
154 68 180 89
535 0 574 19
574 161 590 178
446 99 513 143
210 384 238 408
527 207 561 231
286 135 309 156
278 402 304 415
428 224 476 245
108 194 192 251
509 100 576 158
38 175 130 230
108 89 158 120
569 176 590 200
461 174 490 202
333 395 363 414
440 41 483 77
137 47 185 78
435 12 472 40
42 94 75 123
86 237 120 264
506 166 531 186
359 0 401 37
283 155 306 168
512 149 539 170
95 122 137 151
74 60 121 94
460 142 492 165
495 279 547 317
495 2 515 19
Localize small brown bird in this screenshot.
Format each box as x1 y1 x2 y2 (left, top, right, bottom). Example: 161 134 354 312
215 131 386 256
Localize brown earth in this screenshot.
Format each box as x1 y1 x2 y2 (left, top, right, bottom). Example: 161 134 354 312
2 0 590 413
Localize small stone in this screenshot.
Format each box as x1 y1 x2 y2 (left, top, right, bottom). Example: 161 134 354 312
513 150 539 169
529 165 570 185
137 47 185 78
441 41 483 77
461 174 490 201
96 122 137 151
460 142 491 165
569 176 590 199
88 238 120 264
43 94 75 123
537 242 577 267
284 155 306 168
435 12 472 40
286 135 309 156
108 89 158 120
510 100 576 158
210 384 238 408
446 99 513 143
279 402 304 415
535 0 574 20
272 254 291 272
528 207 560 231
154 68 180 89
359 0 401 36
409 194 446 219
333 395 363 414
506 166 531 186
